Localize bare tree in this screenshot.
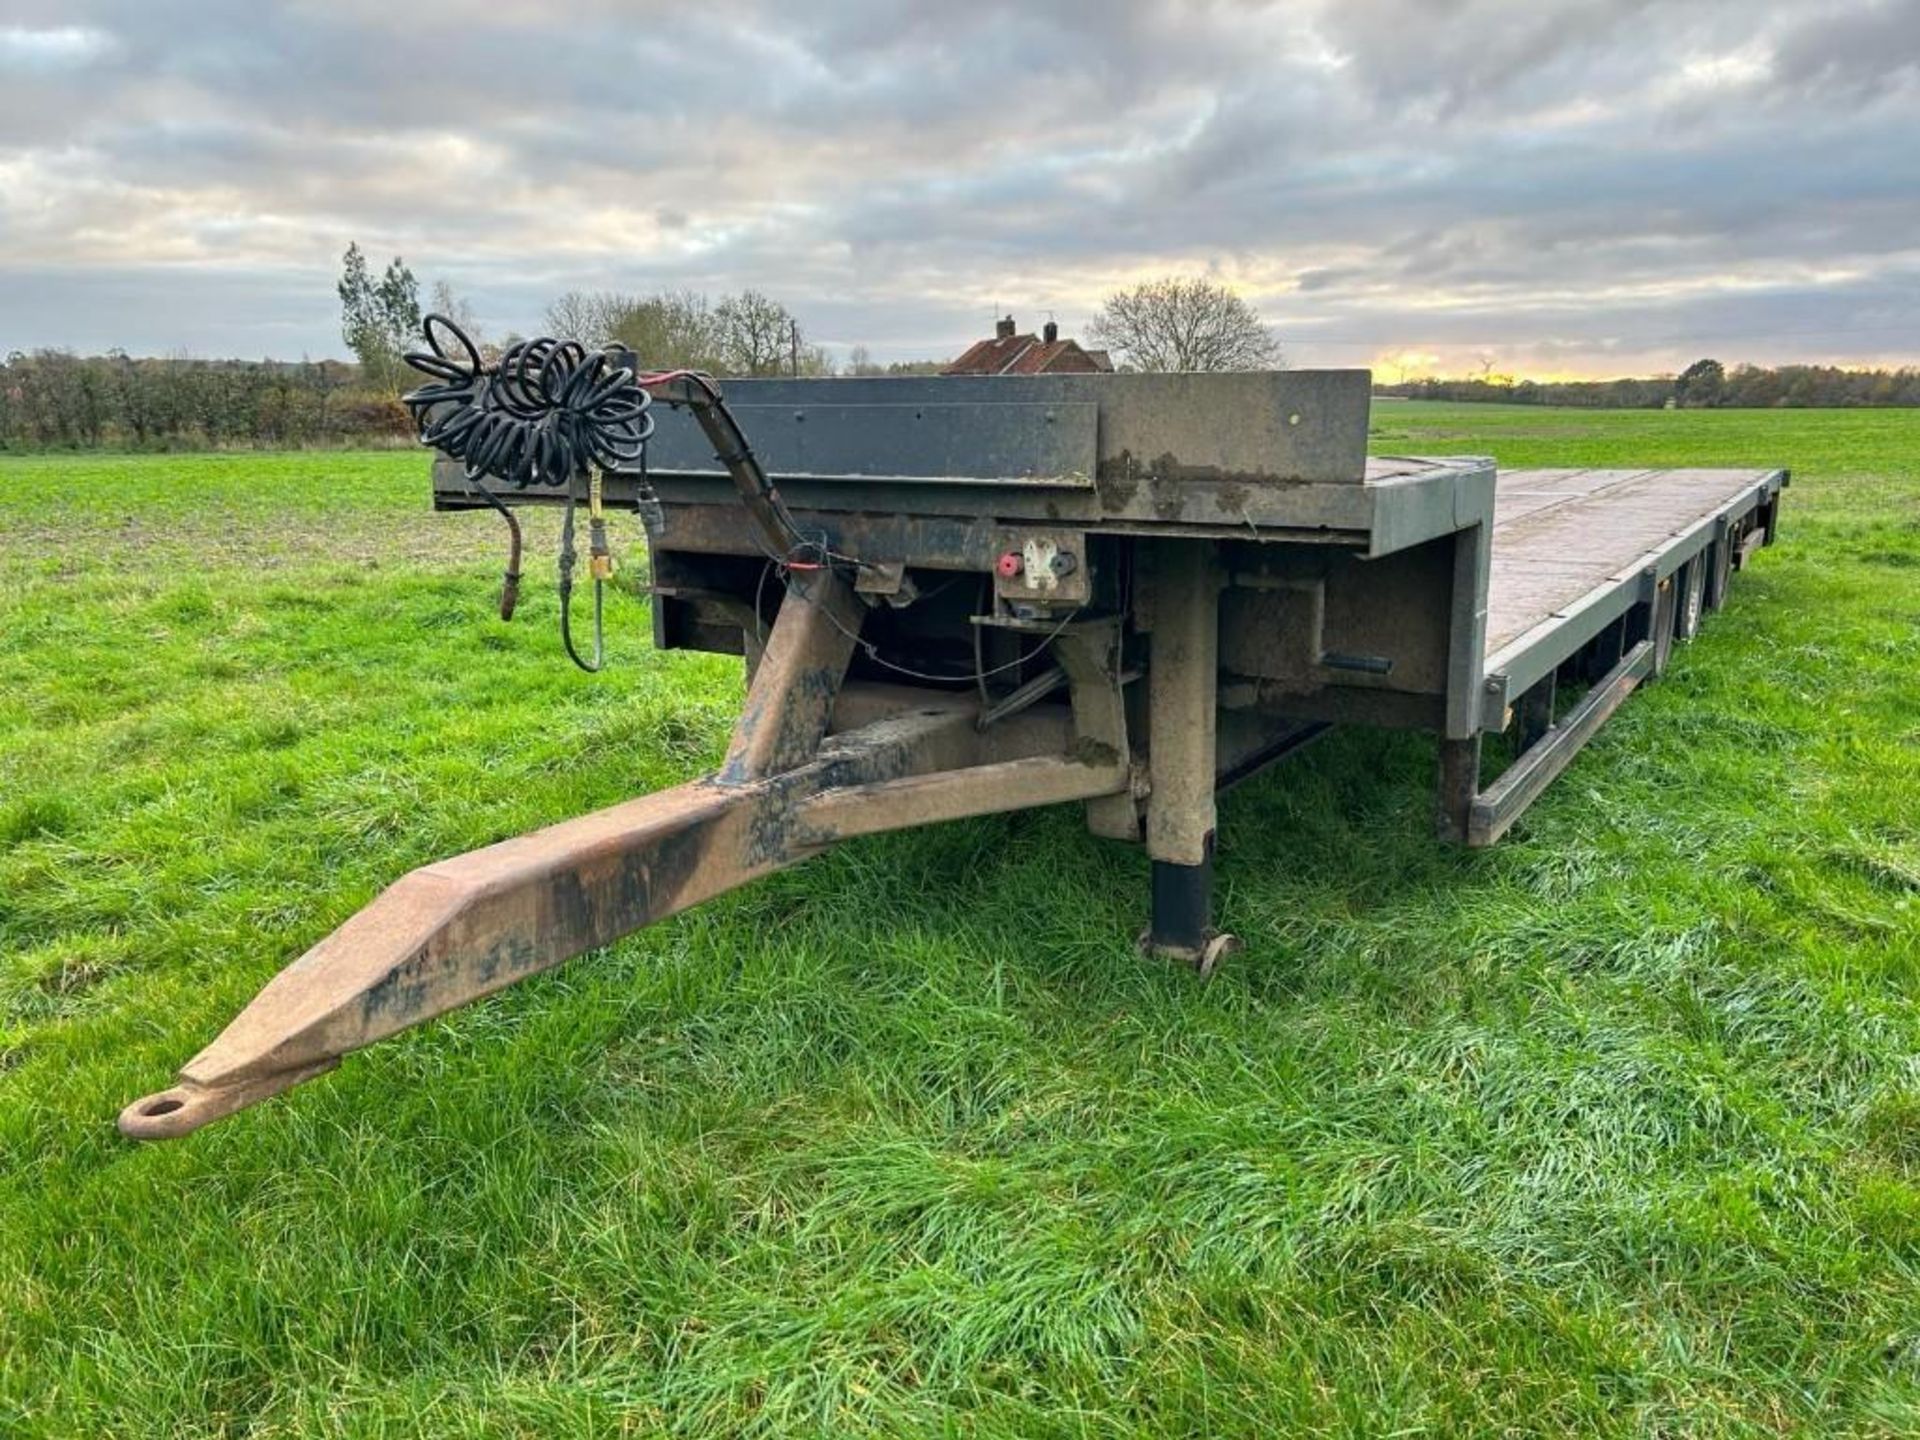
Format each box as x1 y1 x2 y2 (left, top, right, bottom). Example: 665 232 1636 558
1087 277 1281 372
543 290 628 345
714 290 797 376
605 291 718 370
429 280 483 347
537 287 830 374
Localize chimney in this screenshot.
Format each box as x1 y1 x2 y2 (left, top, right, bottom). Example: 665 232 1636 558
995 315 1016 340
1042 320 1059 344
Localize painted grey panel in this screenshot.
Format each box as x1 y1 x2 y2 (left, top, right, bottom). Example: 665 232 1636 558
636 370 1373 486
646 401 1098 486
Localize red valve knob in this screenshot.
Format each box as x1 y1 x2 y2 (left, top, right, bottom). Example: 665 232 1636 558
996 551 1024 578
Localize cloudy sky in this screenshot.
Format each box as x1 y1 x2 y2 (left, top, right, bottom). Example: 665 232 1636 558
1 0 1916 377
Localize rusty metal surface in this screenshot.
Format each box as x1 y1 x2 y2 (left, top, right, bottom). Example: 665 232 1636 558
434 376 1495 558
1434 736 1481 845
119 691 1111 1139
719 569 861 783
1053 622 1140 841
119 524 1150 1140
118 548 1133 1139
799 754 1127 841
121 777 781 1138
1143 538 1223 869
439 463 1414 548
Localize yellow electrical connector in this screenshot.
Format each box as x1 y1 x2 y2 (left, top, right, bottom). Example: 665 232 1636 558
587 467 616 580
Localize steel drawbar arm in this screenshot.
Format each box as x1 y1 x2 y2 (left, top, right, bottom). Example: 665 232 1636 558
118 577 1131 1139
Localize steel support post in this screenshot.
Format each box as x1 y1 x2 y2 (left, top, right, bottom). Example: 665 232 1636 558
720 569 863 783
1435 734 1482 845
1053 621 1139 841
1515 674 1556 753
1143 539 1232 970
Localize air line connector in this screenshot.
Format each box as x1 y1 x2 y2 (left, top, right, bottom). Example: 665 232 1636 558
588 520 615 581
588 468 615 581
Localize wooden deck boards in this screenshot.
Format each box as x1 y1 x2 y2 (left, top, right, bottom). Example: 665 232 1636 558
1485 467 1771 660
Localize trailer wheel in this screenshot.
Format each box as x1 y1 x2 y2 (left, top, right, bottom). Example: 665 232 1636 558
1675 557 1706 641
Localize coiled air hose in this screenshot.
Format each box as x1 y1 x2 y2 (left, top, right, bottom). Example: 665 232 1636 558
402 315 656 672
403 315 654 486
403 313 832 673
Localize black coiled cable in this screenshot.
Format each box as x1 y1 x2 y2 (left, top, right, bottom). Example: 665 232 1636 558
402 315 652 671
401 315 654 487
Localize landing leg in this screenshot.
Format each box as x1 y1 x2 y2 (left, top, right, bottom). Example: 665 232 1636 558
1142 540 1234 972
1151 840 1233 976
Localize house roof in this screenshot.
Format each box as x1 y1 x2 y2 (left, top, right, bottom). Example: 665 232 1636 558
943 328 1115 377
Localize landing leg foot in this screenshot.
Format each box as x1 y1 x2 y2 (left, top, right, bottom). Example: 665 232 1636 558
1194 932 1242 981
1143 849 1238 977
1149 854 1210 954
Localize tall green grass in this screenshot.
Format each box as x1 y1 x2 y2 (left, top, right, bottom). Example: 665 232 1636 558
2 409 1917 1436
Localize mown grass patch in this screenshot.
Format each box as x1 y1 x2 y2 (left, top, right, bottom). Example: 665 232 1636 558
2 409 1918 1436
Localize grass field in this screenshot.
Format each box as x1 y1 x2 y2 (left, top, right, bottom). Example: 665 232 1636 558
2 402 1917 1436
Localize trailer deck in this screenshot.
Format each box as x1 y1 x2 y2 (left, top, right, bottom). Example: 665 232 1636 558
1485 466 1783 694
120 365 1786 1139
1446 463 1785 848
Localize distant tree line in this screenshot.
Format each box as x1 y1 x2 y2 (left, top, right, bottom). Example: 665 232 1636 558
845 347 944 376
20 245 1909 453
343 246 843 378
0 250 853 451
0 351 401 451
1378 358 1920 409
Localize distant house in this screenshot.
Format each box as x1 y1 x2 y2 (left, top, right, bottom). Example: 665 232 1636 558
943 316 1115 376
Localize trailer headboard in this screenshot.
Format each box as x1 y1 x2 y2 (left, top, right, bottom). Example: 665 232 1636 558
633 370 1373 488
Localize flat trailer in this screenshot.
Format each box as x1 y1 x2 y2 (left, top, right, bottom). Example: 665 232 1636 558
120 362 1784 1139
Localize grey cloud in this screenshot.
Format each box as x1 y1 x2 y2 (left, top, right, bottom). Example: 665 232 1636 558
0 0 1915 375
1768 0 1920 98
